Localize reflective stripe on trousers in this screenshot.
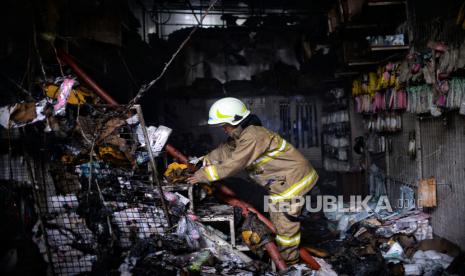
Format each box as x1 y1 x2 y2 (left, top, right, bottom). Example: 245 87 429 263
270 169 318 202
276 232 301 247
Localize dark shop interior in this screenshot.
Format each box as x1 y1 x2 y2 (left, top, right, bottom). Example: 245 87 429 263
1 0 465 275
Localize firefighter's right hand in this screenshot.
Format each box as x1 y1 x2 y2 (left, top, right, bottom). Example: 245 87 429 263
187 175 200 185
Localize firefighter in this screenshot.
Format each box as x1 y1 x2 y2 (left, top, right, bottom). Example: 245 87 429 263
187 97 318 264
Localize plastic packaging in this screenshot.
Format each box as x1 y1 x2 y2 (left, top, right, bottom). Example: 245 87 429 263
381 241 405 262
424 250 443 260
164 192 188 217
460 101 465 115
414 220 433 241
176 216 201 250
136 125 172 157
54 78 75 116
337 215 350 240
412 250 454 270
188 250 211 272
404 264 424 275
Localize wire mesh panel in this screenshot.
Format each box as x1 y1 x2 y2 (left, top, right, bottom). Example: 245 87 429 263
385 112 419 208
418 115 465 250
31 104 171 275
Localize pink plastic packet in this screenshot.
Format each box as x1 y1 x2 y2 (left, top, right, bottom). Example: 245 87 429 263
437 94 446 106
53 78 75 116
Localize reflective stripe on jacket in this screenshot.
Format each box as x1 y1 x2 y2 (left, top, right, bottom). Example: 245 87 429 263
194 125 318 198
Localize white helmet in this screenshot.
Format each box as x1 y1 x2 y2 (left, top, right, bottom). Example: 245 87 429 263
208 97 250 125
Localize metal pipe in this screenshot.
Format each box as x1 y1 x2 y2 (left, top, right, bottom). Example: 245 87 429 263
165 144 196 171
56 49 119 106
136 105 172 227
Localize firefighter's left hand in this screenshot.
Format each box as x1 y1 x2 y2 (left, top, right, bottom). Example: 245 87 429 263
187 175 200 184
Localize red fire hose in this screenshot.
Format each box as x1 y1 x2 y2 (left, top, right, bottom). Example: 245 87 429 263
300 248 321 270
57 50 119 107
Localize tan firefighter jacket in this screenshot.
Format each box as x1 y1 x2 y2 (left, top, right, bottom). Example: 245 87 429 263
194 125 318 202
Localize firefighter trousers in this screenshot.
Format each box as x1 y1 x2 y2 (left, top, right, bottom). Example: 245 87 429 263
269 199 304 264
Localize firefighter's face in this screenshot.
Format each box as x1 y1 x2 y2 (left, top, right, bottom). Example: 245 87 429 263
222 124 236 136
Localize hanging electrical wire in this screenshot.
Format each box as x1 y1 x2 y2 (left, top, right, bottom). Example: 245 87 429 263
127 0 220 107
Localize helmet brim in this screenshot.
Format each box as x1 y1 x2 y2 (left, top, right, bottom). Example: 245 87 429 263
208 110 250 126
